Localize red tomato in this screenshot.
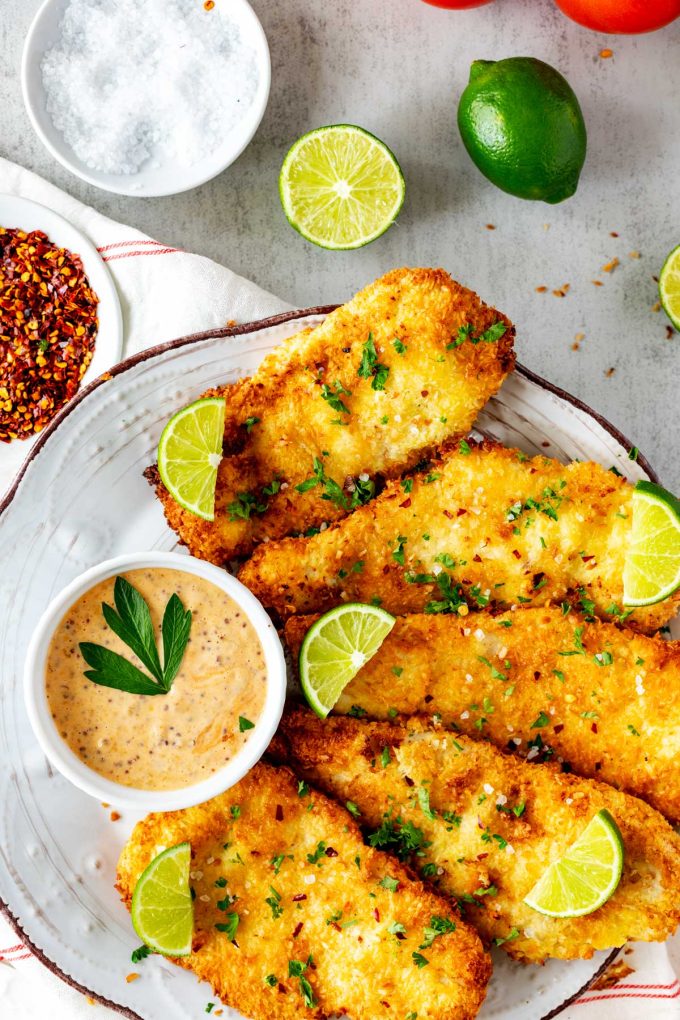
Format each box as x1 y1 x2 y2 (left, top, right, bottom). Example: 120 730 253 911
554 0 680 33
421 0 494 8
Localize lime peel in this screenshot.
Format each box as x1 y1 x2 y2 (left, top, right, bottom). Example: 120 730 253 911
524 810 624 918
131 842 194 957
299 602 396 717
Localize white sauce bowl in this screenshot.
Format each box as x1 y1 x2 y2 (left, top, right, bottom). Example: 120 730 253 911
24 551 286 811
21 0 271 197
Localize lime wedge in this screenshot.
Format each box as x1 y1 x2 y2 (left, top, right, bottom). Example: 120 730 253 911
279 125 405 250
659 244 680 330
524 810 624 918
299 603 396 717
157 397 226 521
131 842 193 956
623 480 680 607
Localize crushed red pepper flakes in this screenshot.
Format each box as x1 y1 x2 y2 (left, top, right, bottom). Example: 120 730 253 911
125 973 140 983
110 810 121 822
605 367 616 378
602 257 620 273
600 48 614 59
535 285 547 293
666 326 675 339
0 226 98 442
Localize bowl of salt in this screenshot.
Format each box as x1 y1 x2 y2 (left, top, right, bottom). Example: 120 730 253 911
22 0 271 197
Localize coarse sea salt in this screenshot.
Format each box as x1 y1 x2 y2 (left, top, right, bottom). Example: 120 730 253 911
41 0 260 175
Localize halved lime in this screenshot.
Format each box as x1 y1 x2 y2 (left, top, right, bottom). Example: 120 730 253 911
279 125 405 250
299 603 396 717
131 842 193 956
524 810 624 918
157 398 226 521
623 480 680 607
659 244 680 330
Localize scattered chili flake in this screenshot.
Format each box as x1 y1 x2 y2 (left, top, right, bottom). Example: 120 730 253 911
0 227 98 442
204 0 215 8
599 48 614 58
485 223 496 230
535 285 547 293
602 258 620 273
666 326 675 340
628 251 641 259
110 810 121 822
605 367 616 378
651 301 661 313
125 973 140 983
609 231 619 237
592 280 604 286
86 998 96 1006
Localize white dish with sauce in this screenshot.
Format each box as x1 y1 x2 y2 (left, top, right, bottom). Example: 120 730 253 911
24 550 286 811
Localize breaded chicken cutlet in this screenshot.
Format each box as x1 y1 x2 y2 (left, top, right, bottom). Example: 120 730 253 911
240 440 680 632
117 762 491 1020
284 607 680 823
270 711 680 964
149 268 515 563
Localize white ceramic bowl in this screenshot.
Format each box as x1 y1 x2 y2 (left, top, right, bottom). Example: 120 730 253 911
21 0 271 197
24 551 286 810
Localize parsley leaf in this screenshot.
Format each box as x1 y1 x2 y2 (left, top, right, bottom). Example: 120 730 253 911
79 577 191 697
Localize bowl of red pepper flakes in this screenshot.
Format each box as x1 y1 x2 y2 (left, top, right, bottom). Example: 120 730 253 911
0 225 99 442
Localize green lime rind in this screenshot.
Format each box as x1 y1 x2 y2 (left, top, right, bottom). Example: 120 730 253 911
659 244 680 331
524 810 624 919
279 124 405 251
131 842 194 957
157 397 226 522
457 56 587 205
623 480 680 607
299 602 396 717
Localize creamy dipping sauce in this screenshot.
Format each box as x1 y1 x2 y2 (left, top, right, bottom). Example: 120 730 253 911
45 568 267 790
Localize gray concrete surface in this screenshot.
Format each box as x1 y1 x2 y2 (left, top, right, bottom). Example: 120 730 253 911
2 0 679 485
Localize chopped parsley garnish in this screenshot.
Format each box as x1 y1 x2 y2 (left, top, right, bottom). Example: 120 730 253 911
459 439 471 455
446 323 474 349
379 875 399 892
288 957 316 1008
401 477 414 494
392 338 407 354
580 710 599 719
420 915 456 948
131 944 152 963
297 780 310 798
346 800 361 818
412 951 429 968
388 921 407 936
494 927 520 946
392 535 408 566
271 853 291 875
243 416 260 432
306 841 327 866
627 724 641 736
265 885 284 919
348 704 367 718
391 666 403 677
417 785 436 820
628 446 639 461
239 715 255 732
230 804 241 819
380 746 391 768
320 380 352 415
215 912 239 941
423 571 468 615
358 334 390 390
215 876 227 888
593 650 613 667
531 711 549 728
442 810 462 828
264 974 278 988
368 814 431 860
227 490 268 521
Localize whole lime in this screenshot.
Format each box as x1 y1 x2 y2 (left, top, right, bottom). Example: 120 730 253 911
457 57 587 204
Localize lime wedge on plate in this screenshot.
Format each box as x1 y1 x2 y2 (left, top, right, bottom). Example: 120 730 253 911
279 125 405 250
299 603 396 717
157 397 225 521
659 244 680 330
131 842 193 956
524 810 624 918
623 480 680 607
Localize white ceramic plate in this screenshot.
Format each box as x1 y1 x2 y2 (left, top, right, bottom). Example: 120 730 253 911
0 309 672 1020
0 191 123 478
21 0 271 198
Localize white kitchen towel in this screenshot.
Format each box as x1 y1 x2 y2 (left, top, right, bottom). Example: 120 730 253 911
0 155 290 497
0 158 679 1019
